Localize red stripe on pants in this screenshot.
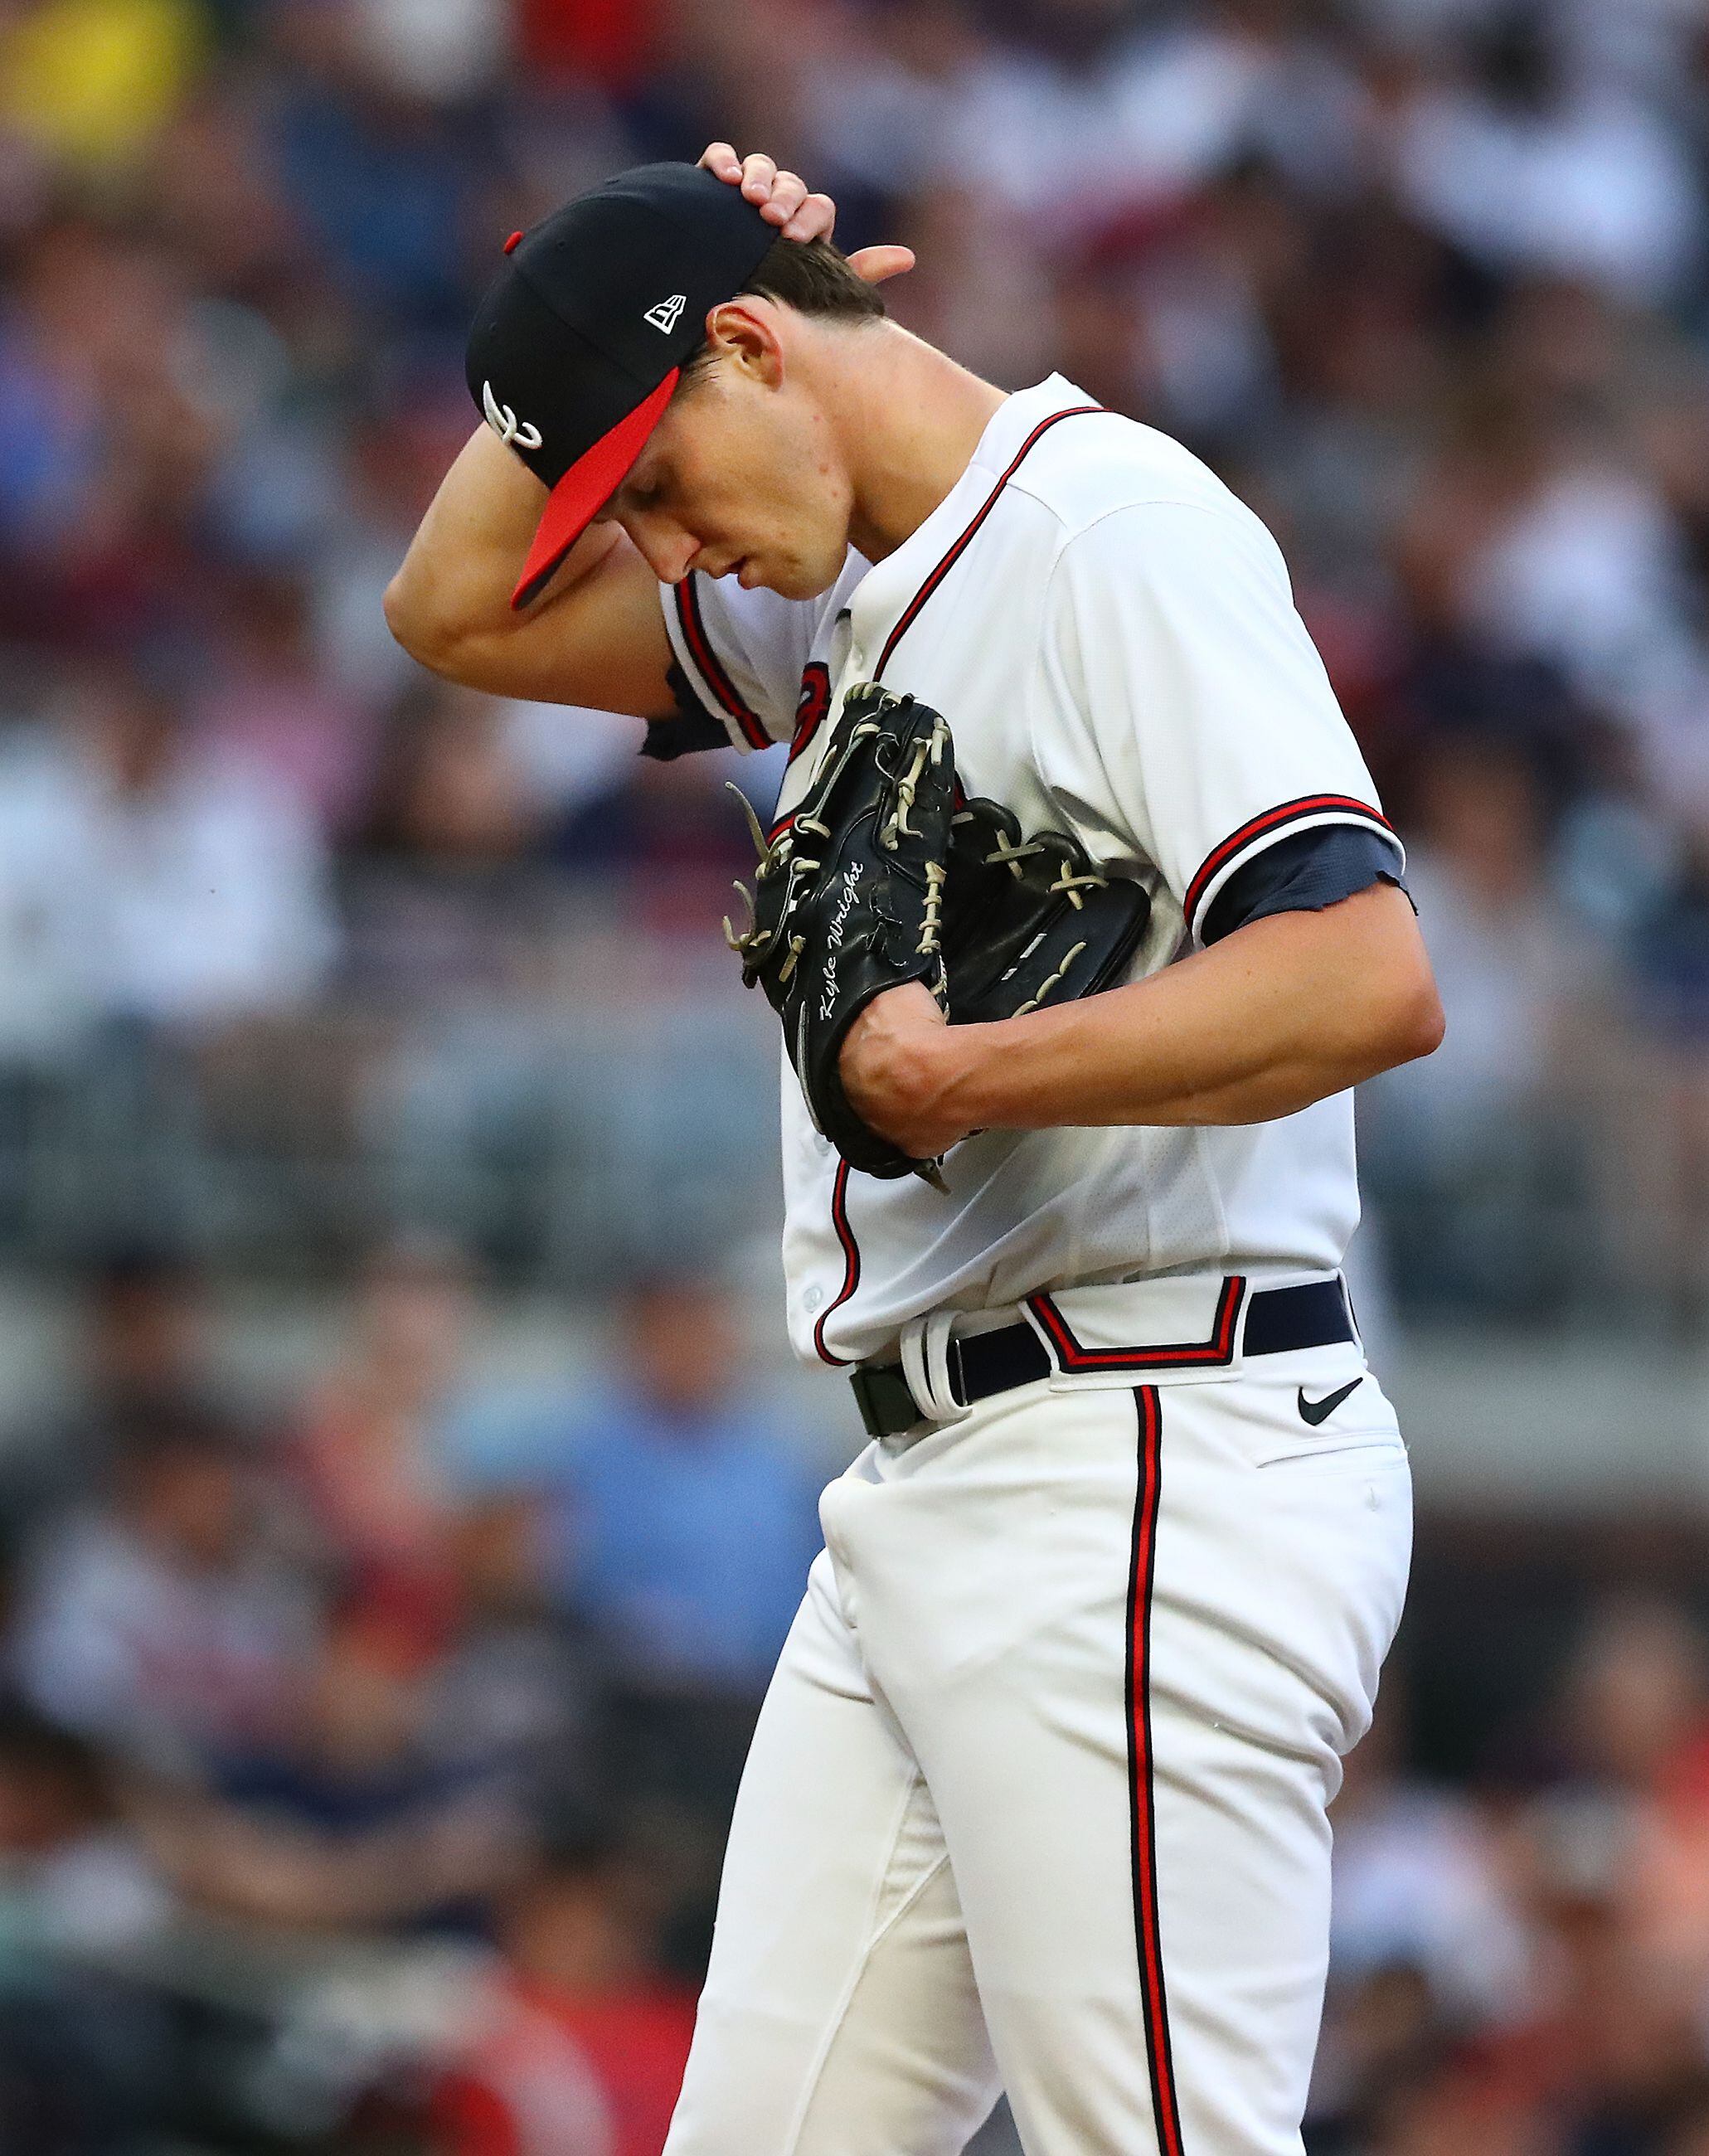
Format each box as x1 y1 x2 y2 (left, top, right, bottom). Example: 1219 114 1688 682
1129 1385 1186 2156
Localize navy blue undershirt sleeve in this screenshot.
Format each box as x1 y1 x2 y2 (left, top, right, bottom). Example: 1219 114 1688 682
638 659 733 760
1200 826 1410 947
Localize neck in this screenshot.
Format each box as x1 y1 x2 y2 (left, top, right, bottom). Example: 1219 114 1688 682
823 327 1007 563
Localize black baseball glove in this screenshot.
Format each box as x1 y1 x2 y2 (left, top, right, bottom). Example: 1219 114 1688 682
726 682 955 1182
942 795 1151 1022
726 683 1153 1184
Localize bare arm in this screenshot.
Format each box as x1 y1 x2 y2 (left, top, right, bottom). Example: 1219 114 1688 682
842 882 1444 1159
383 425 677 711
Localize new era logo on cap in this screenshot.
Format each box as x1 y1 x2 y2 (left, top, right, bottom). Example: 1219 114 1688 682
645 293 687 333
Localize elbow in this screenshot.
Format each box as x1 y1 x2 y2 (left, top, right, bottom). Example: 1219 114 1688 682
383 564 464 676
1372 973 1445 1074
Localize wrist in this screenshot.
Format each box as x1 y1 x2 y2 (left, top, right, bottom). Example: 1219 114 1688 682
940 999 1104 1136
936 1017 1011 1134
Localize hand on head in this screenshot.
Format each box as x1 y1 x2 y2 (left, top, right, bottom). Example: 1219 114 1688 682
697 142 915 289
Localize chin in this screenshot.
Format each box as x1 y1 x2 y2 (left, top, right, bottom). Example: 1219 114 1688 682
767 554 844 601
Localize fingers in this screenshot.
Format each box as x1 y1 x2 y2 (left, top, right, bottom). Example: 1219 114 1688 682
697 144 838 244
848 245 916 285
778 189 837 244
737 151 779 204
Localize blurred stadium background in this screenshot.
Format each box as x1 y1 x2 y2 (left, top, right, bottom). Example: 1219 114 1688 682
2 0 1709 2149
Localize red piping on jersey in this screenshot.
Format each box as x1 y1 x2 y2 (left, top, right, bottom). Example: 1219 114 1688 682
1027 1275 1245 1372
816 401 1103 1364
1129 1385 1187 2156
871 404 1104 682
788 660 833 769
673 578 770 750
1182 796 1396 940
813 1157 861 1367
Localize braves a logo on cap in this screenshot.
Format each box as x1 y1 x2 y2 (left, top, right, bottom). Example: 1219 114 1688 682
644 293 687 334
482 381 543 452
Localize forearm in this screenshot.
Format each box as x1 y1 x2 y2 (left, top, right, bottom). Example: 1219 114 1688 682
383 424 604 668
939 886 1441 1132
383 421 675 709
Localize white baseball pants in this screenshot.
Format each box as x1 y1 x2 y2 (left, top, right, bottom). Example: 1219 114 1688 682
663 1348 1411 2156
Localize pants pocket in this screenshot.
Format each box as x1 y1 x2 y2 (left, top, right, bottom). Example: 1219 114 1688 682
1253 1430 1408 1474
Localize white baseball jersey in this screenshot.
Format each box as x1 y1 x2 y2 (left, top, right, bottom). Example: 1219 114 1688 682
662 376 1401 1371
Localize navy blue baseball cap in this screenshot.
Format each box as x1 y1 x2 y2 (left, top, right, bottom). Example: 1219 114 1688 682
467 163 778 609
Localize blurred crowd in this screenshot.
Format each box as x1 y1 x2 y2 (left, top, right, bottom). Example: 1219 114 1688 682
0 0 1703 1313
4 1235 1709 2155
1320 1595 1709 2156
0 0 1707 2148
0 1239 827 2151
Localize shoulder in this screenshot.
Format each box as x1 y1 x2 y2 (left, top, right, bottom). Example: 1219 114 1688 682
1010 407 1265 552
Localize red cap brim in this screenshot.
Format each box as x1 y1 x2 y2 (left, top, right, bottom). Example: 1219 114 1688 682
510 368 680 609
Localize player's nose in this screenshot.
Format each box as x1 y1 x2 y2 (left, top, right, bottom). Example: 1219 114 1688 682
624 512 700 585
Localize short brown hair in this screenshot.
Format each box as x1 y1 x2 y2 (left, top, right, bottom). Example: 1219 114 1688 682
739 236 886 321
679 236 884 386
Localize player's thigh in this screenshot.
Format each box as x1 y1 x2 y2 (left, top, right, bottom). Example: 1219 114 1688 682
851 1378 1410 2156
665 1549 1001 2156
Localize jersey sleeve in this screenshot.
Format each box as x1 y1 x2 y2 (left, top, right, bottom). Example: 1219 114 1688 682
659 571 832 755
1046 502 1403 944
1199 825 1410 945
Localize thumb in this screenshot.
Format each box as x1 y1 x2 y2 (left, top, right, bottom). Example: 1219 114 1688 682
849 245 916 286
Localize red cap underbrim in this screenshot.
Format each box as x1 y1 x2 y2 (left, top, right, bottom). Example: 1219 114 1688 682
510 368 680 609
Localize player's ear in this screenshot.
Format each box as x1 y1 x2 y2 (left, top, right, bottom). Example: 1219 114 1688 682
702 299 785 389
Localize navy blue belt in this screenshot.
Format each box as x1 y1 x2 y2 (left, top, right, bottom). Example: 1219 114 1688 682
850 1279 1355 1440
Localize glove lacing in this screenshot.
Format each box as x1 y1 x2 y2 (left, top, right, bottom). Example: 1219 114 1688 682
956 822 1111 914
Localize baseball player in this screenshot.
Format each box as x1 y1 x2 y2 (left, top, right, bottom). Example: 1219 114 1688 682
388 146 1443 2156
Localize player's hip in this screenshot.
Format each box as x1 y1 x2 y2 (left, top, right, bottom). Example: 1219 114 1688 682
818 1363 1410 1773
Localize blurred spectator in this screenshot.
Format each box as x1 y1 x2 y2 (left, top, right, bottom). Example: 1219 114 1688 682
0 648 336 1056
1552 1601 1709 1997
430 1815 697 2156
341 678 553 1003
1361 730 1585 1305
425 1492 597 1821
0 1243 221 1538
138 1600 526 1933
940 0 1366 248
1391 2 1704 307
198 566 378 833
8 1406 313 1774
537 1274 821 1698
1327 1694 1532 2031
1476 1785 1709 2156
257 0 500 328
294 1235 483 1648
502 1273 825 1968
0 1696 166 1955
0 1700 174 2155
1395 358 1701 738
0 0 209 177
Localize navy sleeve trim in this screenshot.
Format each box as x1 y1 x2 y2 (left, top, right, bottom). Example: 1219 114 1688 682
640 662 735 760
1183 795 1397 941
1200 825 1410 947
